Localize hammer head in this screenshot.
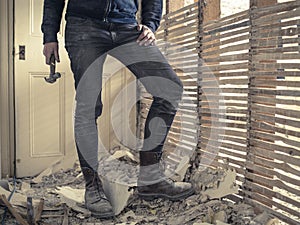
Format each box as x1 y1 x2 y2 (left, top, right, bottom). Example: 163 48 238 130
44 54 61 83
44 72 61 83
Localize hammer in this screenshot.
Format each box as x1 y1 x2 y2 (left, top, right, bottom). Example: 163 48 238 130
44 54 61 83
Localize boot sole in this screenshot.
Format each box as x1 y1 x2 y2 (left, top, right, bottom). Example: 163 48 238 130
138 188 194 201
90 211 115 219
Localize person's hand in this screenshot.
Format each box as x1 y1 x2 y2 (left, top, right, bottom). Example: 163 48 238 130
43 42 60 65
136 25 156 46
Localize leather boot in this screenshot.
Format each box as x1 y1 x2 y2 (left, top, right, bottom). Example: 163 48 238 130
137 151 194 201
81 167 114 218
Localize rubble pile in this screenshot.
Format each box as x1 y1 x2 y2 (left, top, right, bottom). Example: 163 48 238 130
0 155 279 225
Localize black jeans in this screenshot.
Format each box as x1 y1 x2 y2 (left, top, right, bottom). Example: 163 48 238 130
65 17 183 171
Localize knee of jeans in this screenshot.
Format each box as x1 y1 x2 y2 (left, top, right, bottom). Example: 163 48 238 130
75 102 103 121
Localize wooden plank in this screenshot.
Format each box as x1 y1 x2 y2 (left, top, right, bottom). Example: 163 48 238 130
253 53 300 61
200 101 248 108
252 0 300 17
252 145 300 165
205 62 249 71
202 27 250 44
255 28 300 39
199 95 248 101
246 162 300 187
200 135 247 148
254 63 300 70
34 198 44 225
200 121 246 130
252 113 300 130
203 43 250 57
167 26 197 38
198 150 246 168
167 32 198 43
204 53 249 63
201 112 248 120
253 156 300 178
252 71 300 77
200 141 247 155
251 130 300 151
244 191 300 219
252 37 300 47
247 182 300 208
252 104 300 119
244 172 300 199
201 134 247 145
253 7 300 25
251 88 300 97
201 126 247 137
245 197 300 225
166 39 198 49
167 14 198 28
204 10 249 30
168 133 197 144
253 18 300 33
253 79 300 88
252 96 300 106
201 88 248 94
0 195 29 225
203 34 250 51
247 0 278 208
167 50 198 60
252 121 300 139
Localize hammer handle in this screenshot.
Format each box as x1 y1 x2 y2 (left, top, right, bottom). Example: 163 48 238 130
50 54 56 75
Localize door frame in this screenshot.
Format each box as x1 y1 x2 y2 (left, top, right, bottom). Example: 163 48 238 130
0 0 15 178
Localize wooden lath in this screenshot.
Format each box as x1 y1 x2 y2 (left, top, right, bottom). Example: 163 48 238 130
152 1 300 224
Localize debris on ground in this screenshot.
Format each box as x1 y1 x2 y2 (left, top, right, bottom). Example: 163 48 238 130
0 159 279 225
192 167 239 200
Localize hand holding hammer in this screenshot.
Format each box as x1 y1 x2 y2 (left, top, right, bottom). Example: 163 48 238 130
44 54 61 83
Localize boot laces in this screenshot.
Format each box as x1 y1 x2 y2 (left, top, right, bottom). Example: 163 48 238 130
89 174 107 201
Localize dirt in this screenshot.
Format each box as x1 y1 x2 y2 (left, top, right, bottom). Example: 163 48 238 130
0 161 278 225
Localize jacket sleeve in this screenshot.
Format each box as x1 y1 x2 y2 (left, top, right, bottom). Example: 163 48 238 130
141 0 163 32
41 0 65 44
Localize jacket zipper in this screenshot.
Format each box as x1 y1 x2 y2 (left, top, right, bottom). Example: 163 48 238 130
103 0 111 22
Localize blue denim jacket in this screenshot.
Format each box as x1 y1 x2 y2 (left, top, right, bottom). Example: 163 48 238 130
41 0 163 44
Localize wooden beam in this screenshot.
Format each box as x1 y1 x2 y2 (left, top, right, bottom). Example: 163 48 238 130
202 0 221 23
167 0 184 13
250 0 277 8
247 0 277 210
34 198 44 225
0 195 29 225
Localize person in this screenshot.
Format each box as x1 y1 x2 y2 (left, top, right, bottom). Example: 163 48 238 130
42 0 194 218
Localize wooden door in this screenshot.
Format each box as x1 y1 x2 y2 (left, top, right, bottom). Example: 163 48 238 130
14 0 76 177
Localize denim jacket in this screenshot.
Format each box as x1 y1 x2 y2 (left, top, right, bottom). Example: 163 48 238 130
41 0 163 44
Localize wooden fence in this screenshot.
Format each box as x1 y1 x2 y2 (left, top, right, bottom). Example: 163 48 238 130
148 1 300 224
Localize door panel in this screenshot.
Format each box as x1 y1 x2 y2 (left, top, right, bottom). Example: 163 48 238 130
15 0 75 177
29 72 65 157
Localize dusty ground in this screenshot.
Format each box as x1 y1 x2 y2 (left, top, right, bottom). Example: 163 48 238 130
0 163 276 225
